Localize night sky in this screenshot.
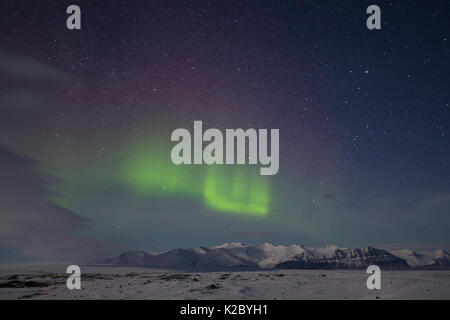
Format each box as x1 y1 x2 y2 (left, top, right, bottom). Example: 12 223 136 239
0 1 449 261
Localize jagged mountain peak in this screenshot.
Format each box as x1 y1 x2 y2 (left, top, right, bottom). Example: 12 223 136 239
105 243 450 270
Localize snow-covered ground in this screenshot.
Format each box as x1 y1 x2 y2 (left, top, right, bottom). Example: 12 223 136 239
0 263 449 300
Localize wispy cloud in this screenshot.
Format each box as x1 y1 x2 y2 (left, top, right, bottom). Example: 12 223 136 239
0 145 112 261
0 52 70 81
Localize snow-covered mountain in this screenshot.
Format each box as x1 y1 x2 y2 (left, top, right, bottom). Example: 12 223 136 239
105 242 450 270
390 249 450 269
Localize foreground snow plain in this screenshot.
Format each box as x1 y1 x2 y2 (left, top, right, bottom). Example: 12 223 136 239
0 263 449 300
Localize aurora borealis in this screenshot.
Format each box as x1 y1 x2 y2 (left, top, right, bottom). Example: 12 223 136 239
120 139 271 215
0 1 449 261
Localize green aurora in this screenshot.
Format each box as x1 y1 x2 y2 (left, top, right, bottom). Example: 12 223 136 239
121 142 271 216
50 138 271 217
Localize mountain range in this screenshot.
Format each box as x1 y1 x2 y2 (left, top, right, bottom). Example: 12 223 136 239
104 242 450 270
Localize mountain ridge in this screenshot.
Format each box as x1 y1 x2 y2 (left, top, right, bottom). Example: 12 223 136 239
105 242 450 270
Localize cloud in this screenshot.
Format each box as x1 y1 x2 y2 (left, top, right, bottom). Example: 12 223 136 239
0 52 73 151
0 145 112 261
0 91 50 111
0 52 70 81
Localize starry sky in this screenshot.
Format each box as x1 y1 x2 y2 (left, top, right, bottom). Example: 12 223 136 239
0 1 449 261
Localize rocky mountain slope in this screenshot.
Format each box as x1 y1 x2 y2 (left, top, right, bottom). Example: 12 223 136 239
105 242 449 270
